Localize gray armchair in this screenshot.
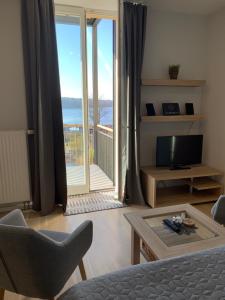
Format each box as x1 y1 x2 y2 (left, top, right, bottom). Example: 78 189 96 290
0 209 93 300
211 195 225 225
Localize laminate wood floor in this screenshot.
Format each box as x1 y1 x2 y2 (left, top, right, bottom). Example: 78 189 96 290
2 203 213 300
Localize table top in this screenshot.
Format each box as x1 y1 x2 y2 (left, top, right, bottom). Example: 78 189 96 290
141 165 223 181
124 204 225 260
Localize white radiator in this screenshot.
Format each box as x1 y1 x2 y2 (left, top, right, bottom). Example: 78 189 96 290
0 131 31 205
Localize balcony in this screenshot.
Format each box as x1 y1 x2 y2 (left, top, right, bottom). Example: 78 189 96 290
64 124 114 194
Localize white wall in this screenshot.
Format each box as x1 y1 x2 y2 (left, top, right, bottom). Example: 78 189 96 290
141 10 208 166
0 0 27 130
203 8 225 177
54 0 118 11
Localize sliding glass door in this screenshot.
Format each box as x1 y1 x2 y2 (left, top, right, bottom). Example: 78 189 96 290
55 6 89 195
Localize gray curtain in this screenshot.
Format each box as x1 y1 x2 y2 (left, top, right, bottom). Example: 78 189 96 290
123 2 147 205
21 0 67 215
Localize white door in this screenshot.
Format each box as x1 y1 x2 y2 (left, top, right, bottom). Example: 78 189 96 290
55 6 90 195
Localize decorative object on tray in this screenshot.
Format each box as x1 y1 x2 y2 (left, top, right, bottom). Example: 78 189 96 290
183 218 195 227
163 219 181 233
163 214 197 235
172 215 183 224
169 64 180 80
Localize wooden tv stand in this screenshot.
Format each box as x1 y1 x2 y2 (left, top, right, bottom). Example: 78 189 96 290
141 165 224 208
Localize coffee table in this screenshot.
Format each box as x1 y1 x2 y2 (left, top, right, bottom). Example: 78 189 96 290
124 204 225 265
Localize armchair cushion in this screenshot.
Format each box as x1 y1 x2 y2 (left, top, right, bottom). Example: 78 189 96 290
39 230 69 242
0 209 27 227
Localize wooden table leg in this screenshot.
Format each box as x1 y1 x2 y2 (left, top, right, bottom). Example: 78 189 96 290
0 289 5 300
79 259 87 281
131 229 140 265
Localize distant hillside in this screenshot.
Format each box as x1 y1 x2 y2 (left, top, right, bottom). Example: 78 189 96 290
62 97 113 109
62 98 81 109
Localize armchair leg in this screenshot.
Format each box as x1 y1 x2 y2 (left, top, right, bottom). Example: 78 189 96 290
79 259 87 280
0 289 5 300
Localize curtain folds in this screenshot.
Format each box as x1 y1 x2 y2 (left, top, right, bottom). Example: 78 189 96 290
122 2 147 205
21 0 67 215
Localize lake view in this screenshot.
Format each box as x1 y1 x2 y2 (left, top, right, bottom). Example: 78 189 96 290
62 97 113 126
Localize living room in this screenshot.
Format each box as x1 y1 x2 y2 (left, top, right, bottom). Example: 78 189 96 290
1 0 225 299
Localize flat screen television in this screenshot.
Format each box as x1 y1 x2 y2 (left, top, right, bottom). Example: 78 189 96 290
156 135 203 169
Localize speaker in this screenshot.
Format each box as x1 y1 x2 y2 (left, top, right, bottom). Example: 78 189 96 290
185 103 194 115
162 103 180 116
146 103 156 116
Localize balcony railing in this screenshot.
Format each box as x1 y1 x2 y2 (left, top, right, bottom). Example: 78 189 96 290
63 123 114 184
96 125 114 181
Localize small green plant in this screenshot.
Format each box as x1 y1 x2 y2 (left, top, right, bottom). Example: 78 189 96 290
169 65 180 80
169 64 180 69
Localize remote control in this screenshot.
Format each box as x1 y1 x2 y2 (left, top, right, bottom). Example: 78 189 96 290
163 219 181 233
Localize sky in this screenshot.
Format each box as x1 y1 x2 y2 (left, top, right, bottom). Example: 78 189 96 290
56 19 113 101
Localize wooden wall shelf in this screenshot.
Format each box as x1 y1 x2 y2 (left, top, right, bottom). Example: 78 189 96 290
142 79 206 87
142 115 205 123
184 178 223 191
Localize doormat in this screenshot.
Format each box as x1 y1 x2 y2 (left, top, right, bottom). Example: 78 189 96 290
65 191 125 216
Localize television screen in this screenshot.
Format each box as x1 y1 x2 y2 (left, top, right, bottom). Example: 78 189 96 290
156 135 203 168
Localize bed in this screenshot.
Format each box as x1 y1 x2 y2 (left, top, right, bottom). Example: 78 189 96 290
60 245 225 299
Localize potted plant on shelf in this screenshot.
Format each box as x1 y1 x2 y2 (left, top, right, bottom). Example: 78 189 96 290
169 65 180 80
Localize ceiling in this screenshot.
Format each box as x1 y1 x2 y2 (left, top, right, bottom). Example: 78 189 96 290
148 0 225 15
